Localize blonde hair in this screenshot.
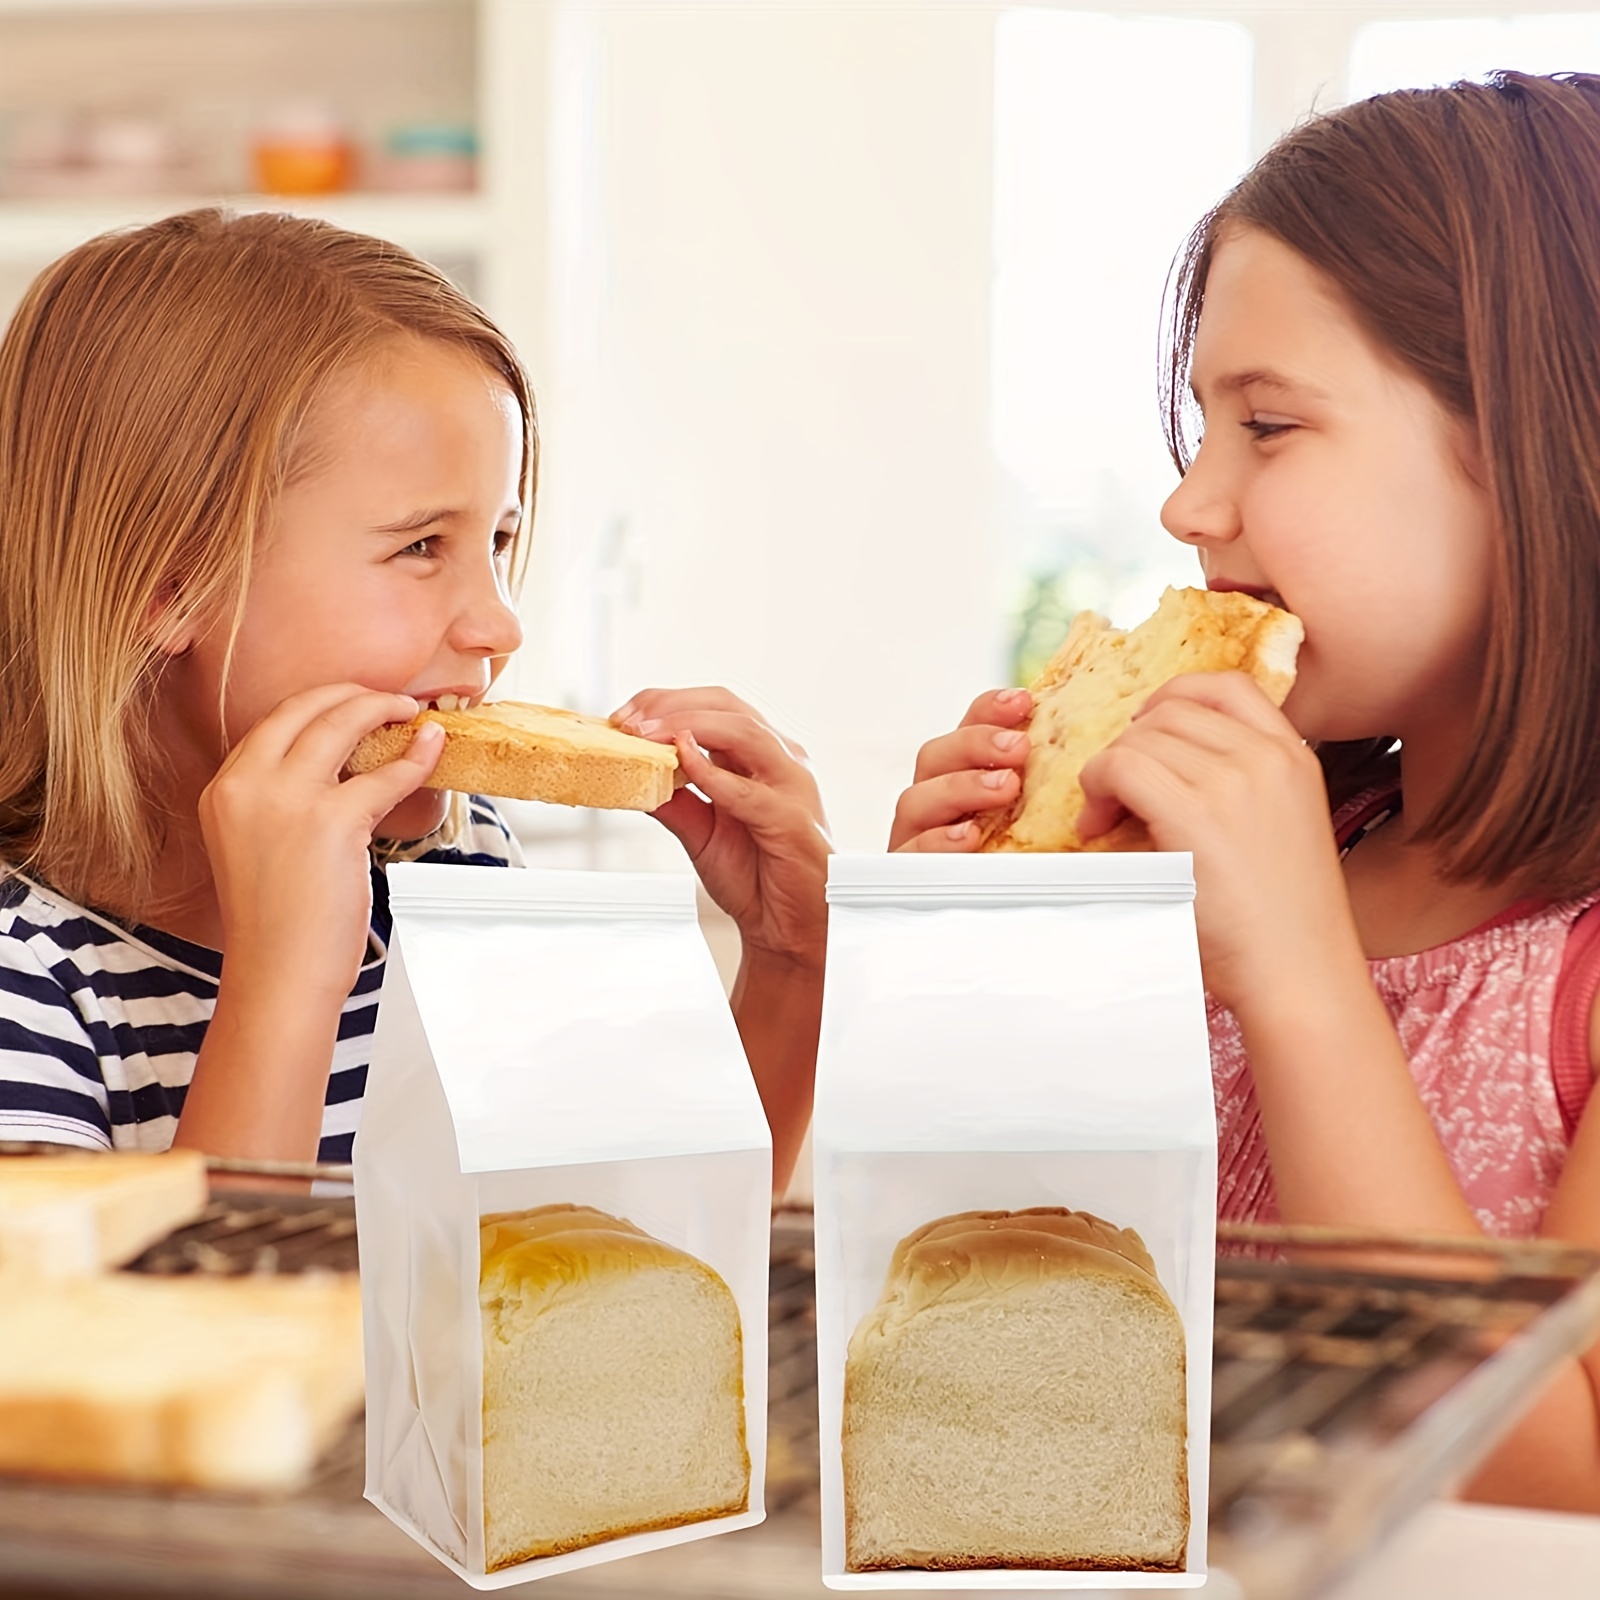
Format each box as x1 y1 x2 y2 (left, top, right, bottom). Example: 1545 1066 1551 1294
0 207 537 913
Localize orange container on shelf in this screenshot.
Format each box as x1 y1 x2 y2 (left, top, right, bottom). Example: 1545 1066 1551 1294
251 104 353 196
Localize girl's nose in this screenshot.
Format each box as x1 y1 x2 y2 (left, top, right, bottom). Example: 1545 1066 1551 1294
1160 440 1242 549
454 562 524 661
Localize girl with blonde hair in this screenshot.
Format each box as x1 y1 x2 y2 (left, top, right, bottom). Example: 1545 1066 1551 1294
0 207 826 1191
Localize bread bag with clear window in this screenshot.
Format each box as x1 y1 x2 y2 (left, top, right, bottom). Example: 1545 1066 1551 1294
813 852 1215 1589
354 863 770 1588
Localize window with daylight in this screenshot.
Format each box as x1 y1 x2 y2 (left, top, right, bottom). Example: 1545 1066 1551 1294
991 7 1252 682
1349 12 1600 100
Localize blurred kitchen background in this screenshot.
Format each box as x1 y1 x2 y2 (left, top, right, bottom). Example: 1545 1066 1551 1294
4 0 1599 865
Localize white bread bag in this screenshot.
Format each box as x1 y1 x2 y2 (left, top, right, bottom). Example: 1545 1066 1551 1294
813 853 1215 1590
355 863 770 1589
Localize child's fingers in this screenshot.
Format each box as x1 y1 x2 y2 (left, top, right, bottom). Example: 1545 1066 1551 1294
671 734 829 851
281 691 429 778
1134 670 1297 738
226 685 419 772
615 686 812 761
958 687 1033 729
912 723 1030 784
335 722 446 824
627 708 820 805
649 785 716 859
1077 739 1193 844
889 767 1019 851
895 818 988 854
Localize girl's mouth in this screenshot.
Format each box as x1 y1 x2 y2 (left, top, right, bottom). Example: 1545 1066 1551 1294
1207 579 1288 611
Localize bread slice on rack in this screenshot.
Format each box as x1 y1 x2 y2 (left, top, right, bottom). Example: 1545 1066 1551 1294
348 701 678 811
981 585 1302 852
479 1204 748 1571
0 1271 363 1489
843 1207 1189 1573
0 1150 207 1277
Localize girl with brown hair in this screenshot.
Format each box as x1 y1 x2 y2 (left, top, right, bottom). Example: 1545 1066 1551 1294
0 208 826 1194
893 73 1600 1508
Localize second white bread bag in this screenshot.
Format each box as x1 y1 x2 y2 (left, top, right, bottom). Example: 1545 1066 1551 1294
355 863 770 1589
813 852 1215 1590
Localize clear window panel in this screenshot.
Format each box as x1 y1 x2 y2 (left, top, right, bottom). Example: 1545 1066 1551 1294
992 8 1252 680
1349 13 1600 101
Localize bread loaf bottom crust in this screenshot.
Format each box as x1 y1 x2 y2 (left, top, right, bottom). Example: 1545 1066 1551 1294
488 1493 750 1571
851 1553 1184 1573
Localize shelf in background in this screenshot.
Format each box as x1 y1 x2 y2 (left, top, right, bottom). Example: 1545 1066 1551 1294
0 191 489 265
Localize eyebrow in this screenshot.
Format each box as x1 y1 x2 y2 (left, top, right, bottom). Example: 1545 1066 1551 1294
1192 368 1329 404
371 504 523 535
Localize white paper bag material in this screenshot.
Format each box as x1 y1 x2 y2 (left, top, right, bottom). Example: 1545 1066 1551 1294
356 863 772 1588
813 853 1216 1590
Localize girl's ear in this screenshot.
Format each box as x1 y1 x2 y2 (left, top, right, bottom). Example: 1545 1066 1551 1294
1454 416 1493 495
145 581 198 657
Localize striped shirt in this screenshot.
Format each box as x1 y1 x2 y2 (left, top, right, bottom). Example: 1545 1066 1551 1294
0 800 520 1161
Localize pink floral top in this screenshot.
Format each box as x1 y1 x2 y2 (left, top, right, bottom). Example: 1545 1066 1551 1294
1210 789 1600 1238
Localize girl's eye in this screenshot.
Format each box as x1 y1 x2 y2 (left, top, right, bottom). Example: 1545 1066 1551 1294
493 530 516 560
1241 418 1294 441
399 536 436 558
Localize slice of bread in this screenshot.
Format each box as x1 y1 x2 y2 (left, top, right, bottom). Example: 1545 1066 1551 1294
0 1271 363 1489
479 1204 749 1572
843 1206 1189 1573
0 1150 208 1277
981 585 1303 852
347 701 678 811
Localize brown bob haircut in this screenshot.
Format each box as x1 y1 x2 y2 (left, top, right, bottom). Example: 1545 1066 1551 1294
0 208 537 915
1163 72 1600 897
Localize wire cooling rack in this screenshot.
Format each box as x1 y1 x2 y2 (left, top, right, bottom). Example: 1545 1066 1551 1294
1207 1221 1600 1599
8 1156 1599 1600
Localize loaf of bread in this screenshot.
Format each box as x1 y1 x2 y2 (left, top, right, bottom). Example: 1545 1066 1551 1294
479 1204 749 1571
0 1270 363 1489
348 700 678 811
0 1150 207 1277
982 585 1302 852
843 1207 1189 1573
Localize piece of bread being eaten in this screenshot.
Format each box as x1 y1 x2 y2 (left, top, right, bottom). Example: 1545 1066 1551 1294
479 1204 749 1572
347 700 678 811
842 1207 1188 1573
980 586 1302 852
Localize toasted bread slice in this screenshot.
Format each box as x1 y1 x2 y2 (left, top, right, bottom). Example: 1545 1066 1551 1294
0 1151 207 1277
981 586 1302 853
348 700 678 811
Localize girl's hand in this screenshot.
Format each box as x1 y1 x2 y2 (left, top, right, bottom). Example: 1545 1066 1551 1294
199 683 444 999
888 688 1032 852
615 687 831 972
1076 671 1357 1009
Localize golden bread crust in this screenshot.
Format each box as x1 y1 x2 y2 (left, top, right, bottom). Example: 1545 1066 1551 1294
347 701 678 811
850 1206 1173 1351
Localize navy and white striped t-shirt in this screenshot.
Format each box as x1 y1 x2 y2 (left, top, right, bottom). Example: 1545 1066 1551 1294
0 800 519 1161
